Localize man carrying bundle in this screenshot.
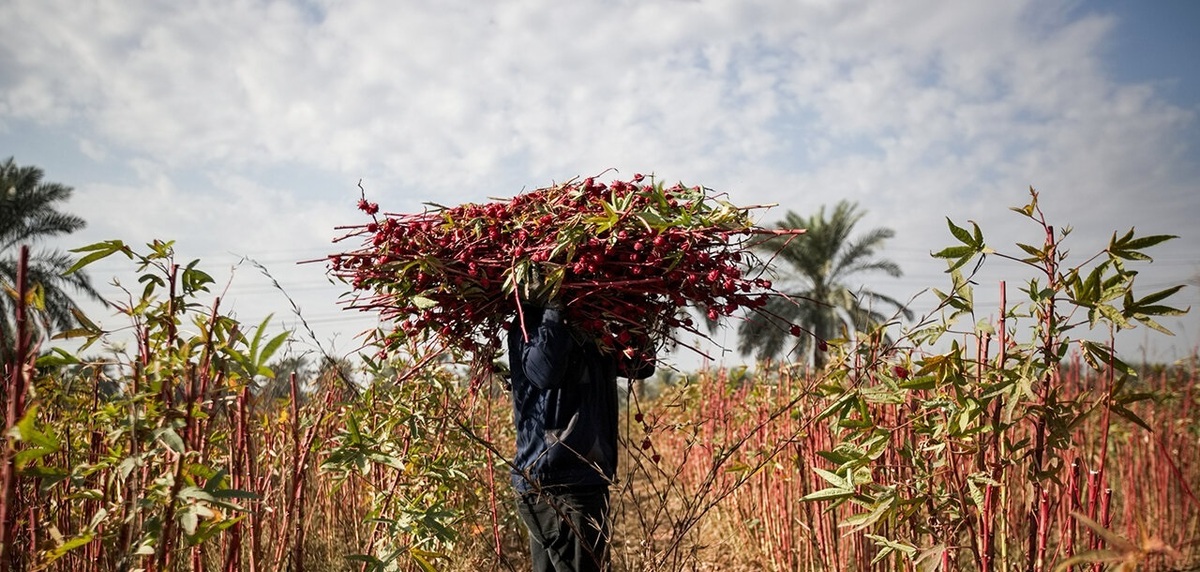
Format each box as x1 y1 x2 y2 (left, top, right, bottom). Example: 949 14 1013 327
507 288 655 572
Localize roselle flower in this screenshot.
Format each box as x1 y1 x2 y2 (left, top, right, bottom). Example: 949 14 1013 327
328 174 804 372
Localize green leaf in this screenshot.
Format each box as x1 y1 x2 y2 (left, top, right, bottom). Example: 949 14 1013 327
1108 229 1177 262
180 259 214 293
410 550 441 572
800 486 855 502
931 245 974 259
1096 303 1133 330
801 466 855 502
41 531 95 562
813 467 851 489
203 468 230 493
1132 284 1185 307
156 427 187 454
865 534 917 565
1111 404 1153 432
188 514 243 544
1131 315 1174 335
946 218 975 246
1010 192 1037 217
10 404 54 447
838 493 894 533
815 391 858 423
898 376 936 390
211 488 259 501
66 240 131 274
1016 242 1043 260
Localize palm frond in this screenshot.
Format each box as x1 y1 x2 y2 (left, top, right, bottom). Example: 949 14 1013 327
738 200 910 366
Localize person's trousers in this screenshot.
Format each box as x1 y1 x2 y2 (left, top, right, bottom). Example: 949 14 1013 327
516 486 611 572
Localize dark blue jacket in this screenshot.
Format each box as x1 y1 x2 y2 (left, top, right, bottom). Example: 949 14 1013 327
507 306 654 492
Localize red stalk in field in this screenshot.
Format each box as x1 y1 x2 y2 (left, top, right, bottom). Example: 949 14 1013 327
1027 225 1059 572
289 372 305 572
484 391 503 561
0 246 29 571
1096 327 1115 499
274 374 332 571
155 264 190 572
243 388 263 572
1087 469 1101 563
1035 489 1051 571
224 388 247 572
981 281 1008 572
1063 459 1081 560
1101 489 1112 529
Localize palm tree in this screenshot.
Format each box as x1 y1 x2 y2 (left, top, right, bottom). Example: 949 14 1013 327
738 200 911 368
0 157 102 358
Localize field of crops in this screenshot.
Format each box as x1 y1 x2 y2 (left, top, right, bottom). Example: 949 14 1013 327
1 187 1197 571
2 317 1196 571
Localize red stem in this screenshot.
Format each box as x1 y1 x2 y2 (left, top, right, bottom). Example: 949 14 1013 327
0 246 30 571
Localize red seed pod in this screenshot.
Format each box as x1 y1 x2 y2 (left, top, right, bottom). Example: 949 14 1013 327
357 198 379 215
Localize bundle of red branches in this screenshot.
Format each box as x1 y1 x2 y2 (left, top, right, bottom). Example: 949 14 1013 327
328 174 801 369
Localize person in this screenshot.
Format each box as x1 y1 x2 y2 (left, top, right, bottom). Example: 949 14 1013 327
507 300 655 572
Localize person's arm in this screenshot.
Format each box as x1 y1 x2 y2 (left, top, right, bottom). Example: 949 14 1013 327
515 305 574 389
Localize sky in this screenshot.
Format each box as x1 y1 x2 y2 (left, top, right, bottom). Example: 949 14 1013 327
1 0 1197 369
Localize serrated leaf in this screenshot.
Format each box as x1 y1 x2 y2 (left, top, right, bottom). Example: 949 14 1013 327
813 467 851 489
1016 242 1043 259
1111 404 1153 432
1131 314 1175 336
898 376 936 390
66 240 130 274
1096 303 1133 329
839 494 894 533
800 486 855 502
865 534 918 559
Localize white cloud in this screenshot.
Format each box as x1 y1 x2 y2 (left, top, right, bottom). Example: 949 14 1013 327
1 0 1196 361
